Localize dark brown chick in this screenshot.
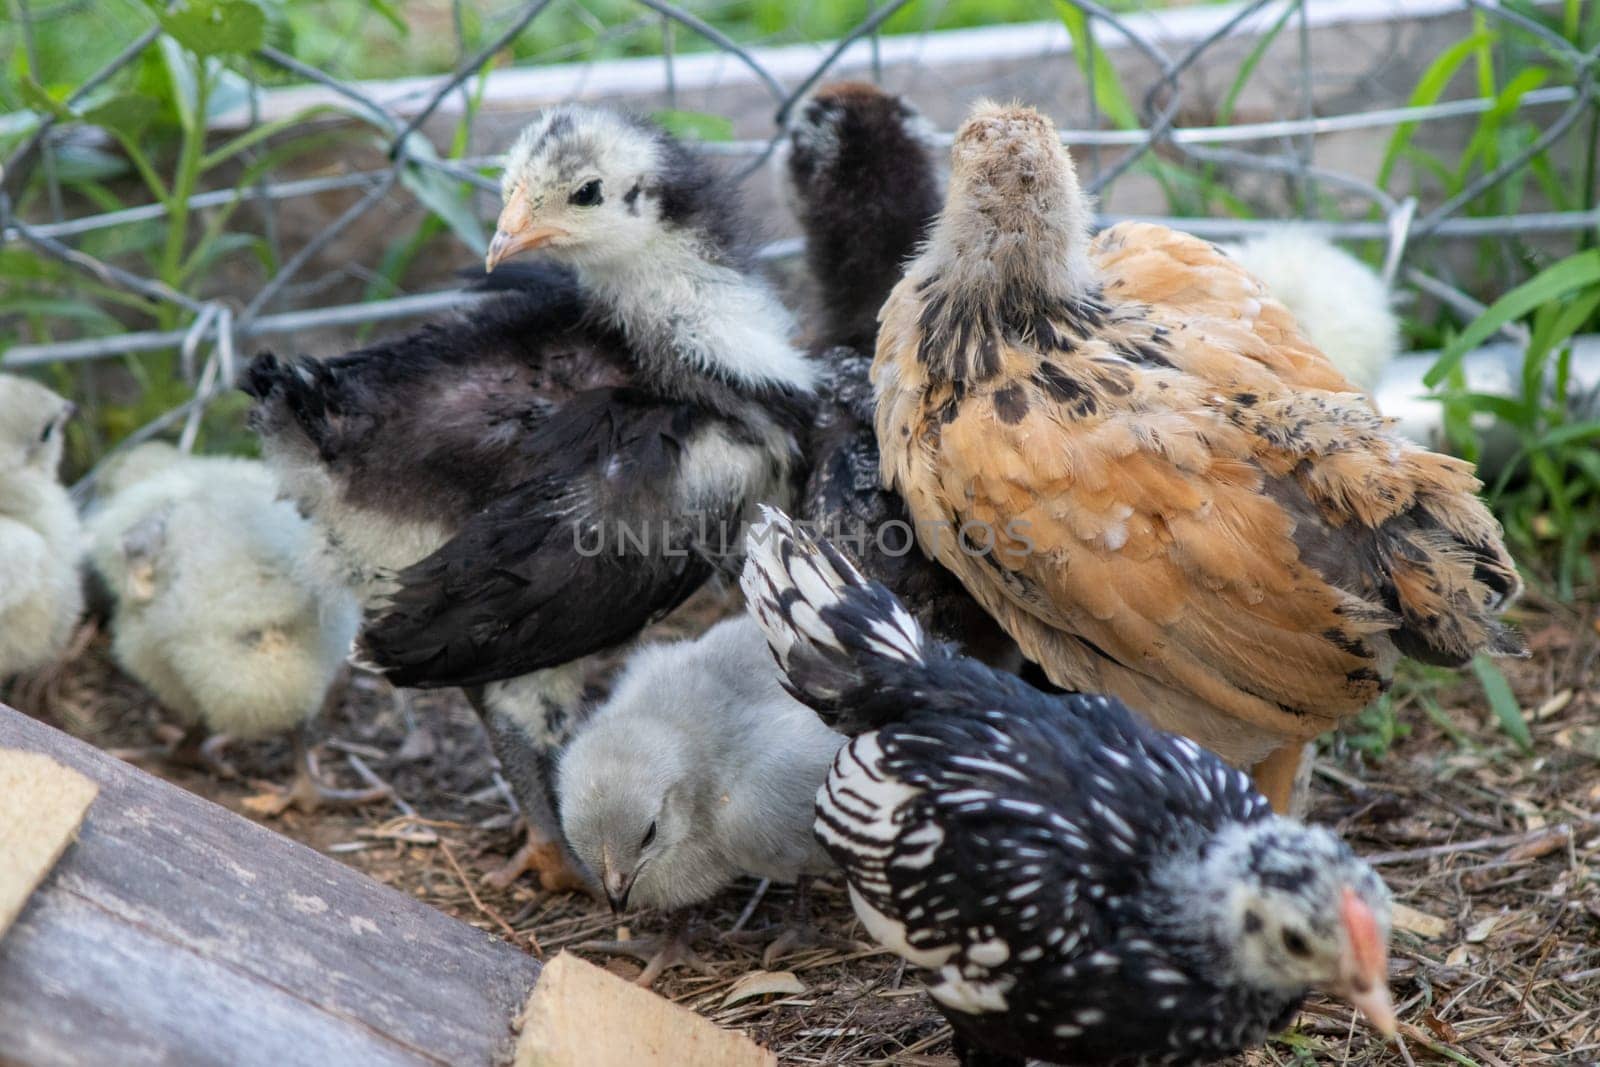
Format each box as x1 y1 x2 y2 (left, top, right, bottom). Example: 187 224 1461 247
785 82 1016 667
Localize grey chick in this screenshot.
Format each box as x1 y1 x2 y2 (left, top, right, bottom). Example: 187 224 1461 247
558 615 844 986
85 442 376 815
0 373 83 681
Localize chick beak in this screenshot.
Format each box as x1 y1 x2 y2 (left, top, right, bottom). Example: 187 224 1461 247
485 186 569 272
1334 887 1397 1039
600 857 633 915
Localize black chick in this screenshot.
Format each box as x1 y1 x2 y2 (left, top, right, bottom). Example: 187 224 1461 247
740 507 1397 1067
247 105 815 891
784 82 1015 667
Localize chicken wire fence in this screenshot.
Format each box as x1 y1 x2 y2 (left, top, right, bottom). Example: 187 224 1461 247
2 0 1597 485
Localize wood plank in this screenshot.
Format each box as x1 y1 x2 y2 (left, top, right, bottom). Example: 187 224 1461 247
515 953 777 1067
0 750 96 937
0 705 540 1067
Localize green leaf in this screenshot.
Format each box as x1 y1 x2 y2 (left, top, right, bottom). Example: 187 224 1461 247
399 160 485 255
1377 30 1494 190
1425 250 1600 387
1470 655 1532 754
157 35 200 130
651 109 734 143
1218 3 1295 125
361 0 408 36
160 0 267 57
0 297 123 332
51 143 131 183
1531 418 1600 450
81 94 159 139
1055 0 1139 130
17 78 72 120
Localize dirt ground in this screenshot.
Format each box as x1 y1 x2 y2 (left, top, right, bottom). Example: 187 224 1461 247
7 579 1597 1067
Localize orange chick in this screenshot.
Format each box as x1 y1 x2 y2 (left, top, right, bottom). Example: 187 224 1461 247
872 102 1524 811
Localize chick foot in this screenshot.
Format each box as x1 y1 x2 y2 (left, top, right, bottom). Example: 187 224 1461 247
725 878 857 968
112 723 235 778
482 827 590 895
579 914 715 988
240 734 391 818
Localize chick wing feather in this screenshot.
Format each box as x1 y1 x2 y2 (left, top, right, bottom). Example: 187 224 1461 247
358 388 719 688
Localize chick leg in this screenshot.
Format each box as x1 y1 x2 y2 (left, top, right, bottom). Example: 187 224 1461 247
1250 742 1308 816
726 877 857 968
578 911 716 988
483 820 591 894
470 671 592 895
241 726 392 818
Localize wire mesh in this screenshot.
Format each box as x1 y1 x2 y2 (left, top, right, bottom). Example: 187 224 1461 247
1 0 1596 483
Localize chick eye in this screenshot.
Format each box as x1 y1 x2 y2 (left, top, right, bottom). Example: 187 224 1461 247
39 421 54 443
570 179 603 207
640 821 656 849
1282 929 1312 958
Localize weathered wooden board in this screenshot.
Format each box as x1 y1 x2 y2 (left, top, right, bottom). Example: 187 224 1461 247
0 705 540 1067
515 953 777 1067
0 750 97 936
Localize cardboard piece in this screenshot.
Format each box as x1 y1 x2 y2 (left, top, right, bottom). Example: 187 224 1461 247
0 749 97 937
516 953 777 1067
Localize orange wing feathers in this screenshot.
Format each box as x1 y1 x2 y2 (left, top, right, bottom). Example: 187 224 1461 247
875 221 1521 766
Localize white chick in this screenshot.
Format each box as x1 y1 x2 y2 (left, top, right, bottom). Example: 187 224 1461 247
1224 229 1401 393
558 615 844 986
86 442 374 814
0 373 83 679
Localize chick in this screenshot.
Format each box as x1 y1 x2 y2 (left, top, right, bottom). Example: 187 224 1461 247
0 373 83 680
1225 230 1400 393
247 107 814 890
85 442 371 814
783 83 1017 668
873 102 1523 812
742 507 1396 1067
558 616 843 985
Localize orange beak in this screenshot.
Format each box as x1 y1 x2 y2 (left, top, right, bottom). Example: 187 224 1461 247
1335 887 1397 1039
484 186 569 272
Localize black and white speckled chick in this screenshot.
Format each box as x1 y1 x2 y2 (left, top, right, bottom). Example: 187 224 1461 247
741 507 1397 1067
784 83 1015 667
245 107 814 892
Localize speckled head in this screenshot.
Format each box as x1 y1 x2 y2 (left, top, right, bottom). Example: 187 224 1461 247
1189 819 1396 1036
0 372 74 475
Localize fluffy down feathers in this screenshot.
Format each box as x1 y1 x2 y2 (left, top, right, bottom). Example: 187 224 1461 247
557 616 841 911
873 104 1523 769
1223 230 1399 393
0 373 83 678
85 443 358 738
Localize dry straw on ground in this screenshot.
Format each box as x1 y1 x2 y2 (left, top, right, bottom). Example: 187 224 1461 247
9 582 1597 1066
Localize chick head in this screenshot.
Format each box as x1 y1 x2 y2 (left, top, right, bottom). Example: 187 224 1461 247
488 106 688 272
558 715 700 913
1203 820 1395 1037
784 80 936 204
945 101 1090 251
0 373 75 476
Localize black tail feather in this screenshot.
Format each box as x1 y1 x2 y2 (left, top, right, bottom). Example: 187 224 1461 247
740 506 930 730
